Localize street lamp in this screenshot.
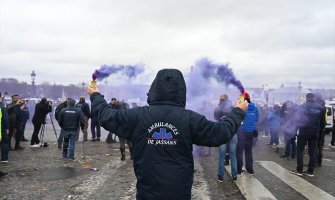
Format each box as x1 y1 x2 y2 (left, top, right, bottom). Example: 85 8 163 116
31 70 36 97
82 82 85 96
31 70 36 86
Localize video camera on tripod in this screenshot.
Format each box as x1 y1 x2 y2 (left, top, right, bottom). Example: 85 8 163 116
38 101 58 148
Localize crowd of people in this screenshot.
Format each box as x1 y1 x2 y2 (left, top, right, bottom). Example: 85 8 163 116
214 91 332 182
0 68 334 200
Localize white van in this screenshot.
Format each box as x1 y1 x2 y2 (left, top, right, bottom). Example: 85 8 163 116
325 105 334 134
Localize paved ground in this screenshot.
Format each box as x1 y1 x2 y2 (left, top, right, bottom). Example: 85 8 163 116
1 120 334 200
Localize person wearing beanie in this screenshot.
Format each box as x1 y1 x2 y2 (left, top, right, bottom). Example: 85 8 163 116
237 92 259 175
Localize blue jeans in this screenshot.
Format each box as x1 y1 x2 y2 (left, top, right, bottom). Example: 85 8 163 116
218 134 237 177
269 128 280 145
58 129 64 145
237 131 254 174
284 132 296 158
62 130 76 159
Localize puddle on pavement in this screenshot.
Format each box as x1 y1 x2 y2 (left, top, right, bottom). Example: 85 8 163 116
33 167 90 182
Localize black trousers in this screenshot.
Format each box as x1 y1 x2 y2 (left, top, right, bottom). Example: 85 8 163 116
316 130 325 165
31 122 42 145
8 122 22 148
296 132 318 173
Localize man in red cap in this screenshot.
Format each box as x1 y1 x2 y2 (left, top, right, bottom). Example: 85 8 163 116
237 92 259 175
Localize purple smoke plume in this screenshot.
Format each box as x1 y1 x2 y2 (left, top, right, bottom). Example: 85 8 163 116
92 64 144 81
195 57 245 93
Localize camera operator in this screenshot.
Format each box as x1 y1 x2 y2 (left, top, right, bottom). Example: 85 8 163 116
6 94 24 150
30 98 52 147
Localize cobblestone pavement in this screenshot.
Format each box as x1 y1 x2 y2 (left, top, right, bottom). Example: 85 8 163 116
1 122 334 199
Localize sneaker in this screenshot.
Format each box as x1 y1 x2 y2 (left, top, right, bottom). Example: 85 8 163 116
14 146 25 150
21 138 28 142
30 144 40 148
247 171 254 176
280 154 288 158
291 170 303 176
303 171 314 177
237 170 245 175
1 160 8 164
232 176 237 181
262 134 267 138
271 145 277 149
217 175 224 183
96 138 100 141
91 138 96 142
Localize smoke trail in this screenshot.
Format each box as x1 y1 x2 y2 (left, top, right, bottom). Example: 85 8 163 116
92 64 145 81
194 57 245 93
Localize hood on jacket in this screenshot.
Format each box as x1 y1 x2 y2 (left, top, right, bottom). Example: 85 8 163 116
67 98 76 107
147 69 186 107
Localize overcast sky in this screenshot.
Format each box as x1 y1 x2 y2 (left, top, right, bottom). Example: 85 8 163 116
0 0 334 89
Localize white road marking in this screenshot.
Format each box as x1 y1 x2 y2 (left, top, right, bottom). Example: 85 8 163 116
225 165 277 200
257 161 335 200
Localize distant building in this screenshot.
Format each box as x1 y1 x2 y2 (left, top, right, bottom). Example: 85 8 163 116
267 83 310 106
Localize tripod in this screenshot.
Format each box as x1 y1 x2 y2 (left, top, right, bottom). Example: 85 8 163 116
38 114 59 147
48 113 58 141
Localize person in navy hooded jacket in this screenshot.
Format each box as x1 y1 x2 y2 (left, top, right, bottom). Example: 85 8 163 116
88 69 248 200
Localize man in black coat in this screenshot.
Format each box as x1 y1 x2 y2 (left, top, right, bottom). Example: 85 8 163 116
88 69 248 200
58 98 83 159
75 96 90 141
30 98 52 147
292 93 326 177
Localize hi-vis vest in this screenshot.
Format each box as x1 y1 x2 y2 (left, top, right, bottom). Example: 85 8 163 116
0 108 2 140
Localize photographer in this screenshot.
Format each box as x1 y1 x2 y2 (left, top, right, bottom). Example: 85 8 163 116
30 98 52 147
6 94 24 150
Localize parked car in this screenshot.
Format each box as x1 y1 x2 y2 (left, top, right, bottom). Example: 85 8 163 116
325 105 334 134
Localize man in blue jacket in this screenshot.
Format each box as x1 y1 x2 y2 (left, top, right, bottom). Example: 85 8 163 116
236 92 259 175
88 69 248 200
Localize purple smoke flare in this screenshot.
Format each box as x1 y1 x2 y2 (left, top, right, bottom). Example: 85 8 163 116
194 58 245 93
92 64 144 81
